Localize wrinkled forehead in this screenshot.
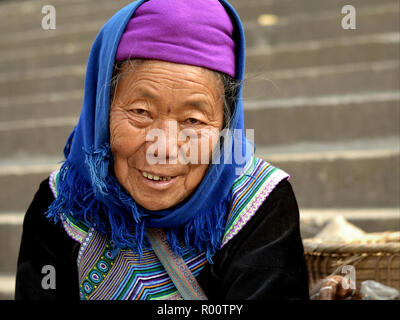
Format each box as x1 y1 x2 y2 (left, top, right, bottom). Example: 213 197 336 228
111 59 225 107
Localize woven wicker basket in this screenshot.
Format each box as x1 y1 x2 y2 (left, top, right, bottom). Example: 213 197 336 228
303 232 400 291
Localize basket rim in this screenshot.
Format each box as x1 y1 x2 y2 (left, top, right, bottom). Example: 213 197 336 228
303 240 400 254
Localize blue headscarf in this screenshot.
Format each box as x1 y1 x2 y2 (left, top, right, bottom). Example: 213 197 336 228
46 0 251 261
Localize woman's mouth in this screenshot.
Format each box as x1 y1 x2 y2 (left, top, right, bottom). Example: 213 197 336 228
137 169 178 190
141 170 172 181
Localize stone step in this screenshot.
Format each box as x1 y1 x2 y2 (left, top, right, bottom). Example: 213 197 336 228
0 207 398 276
1 1 397 51
230 0 398 18
245 3 399 48
245 32 399 73
0 20 101 51
1 56 397 98
1 90 397 149
1 0 396 34
257 137 399 208
0 273 15 300
0 137 398 212
2 0 395 16
0 214 23 278
245 91 400 146
0 41 91 74
0 90 82 122
0 117 75 158
0 89 398 158
0 65 85 96
1 31 398 76
0 0 132 33
0 160 61 213
243 60 399 100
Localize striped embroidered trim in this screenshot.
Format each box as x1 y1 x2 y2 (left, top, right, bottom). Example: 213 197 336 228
221 157 290 248
77 227 96 267
62 215 90 244
49 170 59 198
79 236 118 300
49 169 89 244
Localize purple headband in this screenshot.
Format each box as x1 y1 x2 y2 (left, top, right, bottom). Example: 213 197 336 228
115 0 236 78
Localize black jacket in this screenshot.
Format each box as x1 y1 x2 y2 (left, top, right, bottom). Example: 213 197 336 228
15 178 309 300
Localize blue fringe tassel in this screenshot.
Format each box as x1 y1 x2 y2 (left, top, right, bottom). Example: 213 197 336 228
46 143 231 263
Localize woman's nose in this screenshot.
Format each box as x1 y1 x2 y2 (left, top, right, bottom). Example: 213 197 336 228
145 120 179 164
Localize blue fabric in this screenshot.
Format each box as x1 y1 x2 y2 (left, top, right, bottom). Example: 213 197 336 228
46 0 252 261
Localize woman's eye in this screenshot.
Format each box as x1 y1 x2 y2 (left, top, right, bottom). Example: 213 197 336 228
186 118 202 125
131 108 149 116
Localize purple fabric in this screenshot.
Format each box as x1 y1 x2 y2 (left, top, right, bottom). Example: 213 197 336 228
115 0 236 77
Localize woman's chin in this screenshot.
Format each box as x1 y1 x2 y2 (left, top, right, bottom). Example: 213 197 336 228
134 198 177 211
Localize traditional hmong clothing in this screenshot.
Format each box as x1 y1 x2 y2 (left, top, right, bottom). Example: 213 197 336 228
16 158 308 299
15 0 309 300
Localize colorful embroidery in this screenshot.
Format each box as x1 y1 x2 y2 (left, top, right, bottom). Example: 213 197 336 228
79 238 118 300
50 156 289 300
221 157 290 247
49 170 59 198
61 214 90 244
78 229 207 300
49 170 90 244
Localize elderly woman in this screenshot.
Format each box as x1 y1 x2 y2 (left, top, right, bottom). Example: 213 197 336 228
15 0 308 300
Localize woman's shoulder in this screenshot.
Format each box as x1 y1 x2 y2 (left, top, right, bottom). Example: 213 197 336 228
17 176 70 273
221 157 295 247
200 176 307 299
21 174 78 249
16 176 81 300
22 177 58 232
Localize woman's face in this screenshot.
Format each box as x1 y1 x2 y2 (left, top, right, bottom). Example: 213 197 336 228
110 60 224 211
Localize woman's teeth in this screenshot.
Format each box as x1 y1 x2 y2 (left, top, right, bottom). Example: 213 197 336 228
141 171 172 181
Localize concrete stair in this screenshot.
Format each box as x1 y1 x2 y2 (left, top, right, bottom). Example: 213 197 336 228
0 0 399 299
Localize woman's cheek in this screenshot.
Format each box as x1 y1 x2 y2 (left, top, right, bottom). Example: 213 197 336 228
110 116 146 158
198 127 221 164
178 128 221 165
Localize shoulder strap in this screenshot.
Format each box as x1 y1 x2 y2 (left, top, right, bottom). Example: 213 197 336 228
146 228 208 300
